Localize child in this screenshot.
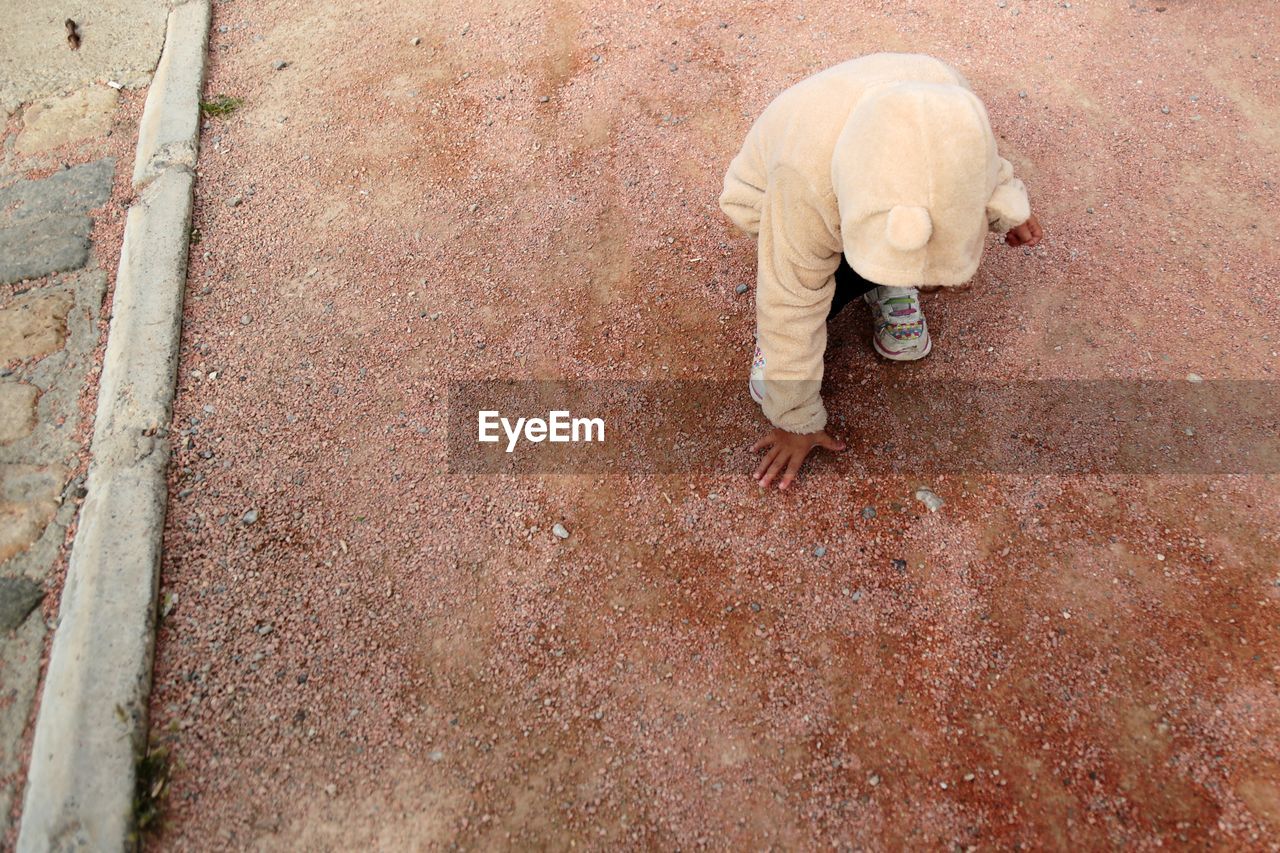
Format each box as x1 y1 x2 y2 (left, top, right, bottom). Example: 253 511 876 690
719 53 1044 490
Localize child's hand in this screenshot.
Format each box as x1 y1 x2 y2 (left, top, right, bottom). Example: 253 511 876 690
1005 213 1044 248
751 428 846 490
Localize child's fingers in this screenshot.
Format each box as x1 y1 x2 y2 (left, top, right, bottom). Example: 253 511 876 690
750 433 776 453
816 433 846 452
777 453 805 490
754 446 781 480
759 453 788 489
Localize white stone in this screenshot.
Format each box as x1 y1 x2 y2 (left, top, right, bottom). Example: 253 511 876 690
0 382 39 445
15 87 119 155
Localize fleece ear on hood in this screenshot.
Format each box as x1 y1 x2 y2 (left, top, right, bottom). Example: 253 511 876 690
832 81 1028 287
885 205 933 251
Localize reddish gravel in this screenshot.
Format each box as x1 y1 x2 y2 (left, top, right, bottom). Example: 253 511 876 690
149 0 1279 848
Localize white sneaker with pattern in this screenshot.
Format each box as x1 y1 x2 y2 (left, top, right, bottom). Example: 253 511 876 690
863 285 932 361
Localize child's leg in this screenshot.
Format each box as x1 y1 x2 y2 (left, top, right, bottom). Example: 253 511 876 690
827 255 879 320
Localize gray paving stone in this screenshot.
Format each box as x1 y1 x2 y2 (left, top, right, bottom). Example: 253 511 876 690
0 159 115 227
0 576 44 633
0 216 91 285
0 160 115 285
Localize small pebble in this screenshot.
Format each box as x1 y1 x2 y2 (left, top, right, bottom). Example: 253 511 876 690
892 558 907 573
850 589 864 602
242 509 259 525
749 602 762 613
1161 106 1171 114
429 750 444 762
227 195 242 207
272 60 288 71
914 487 945 512
861 506 876 519
539 95 550 103
552 522 569 539
813 545 826 558
735 283 749 295
1018 90 1027 99
240 314 252 325
410 36 421 46
1186 373 1203 383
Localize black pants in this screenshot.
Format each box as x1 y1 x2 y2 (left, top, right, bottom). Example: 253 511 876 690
828 255 879 320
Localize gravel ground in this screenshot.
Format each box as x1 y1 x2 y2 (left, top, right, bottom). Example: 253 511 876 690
148 0 1279 848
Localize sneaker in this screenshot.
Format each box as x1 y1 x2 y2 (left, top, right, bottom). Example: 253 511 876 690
749 339 766 403
863 285 932 361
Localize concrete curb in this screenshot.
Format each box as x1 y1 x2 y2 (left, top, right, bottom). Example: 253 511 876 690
17 2 210 850
133 1 212 189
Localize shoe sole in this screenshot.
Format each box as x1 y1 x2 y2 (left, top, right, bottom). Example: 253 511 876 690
873 332 932 361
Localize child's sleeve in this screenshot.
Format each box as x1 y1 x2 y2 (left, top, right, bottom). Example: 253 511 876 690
719 132 767 237
755 167 842 434
986 156 1031 234
944 63 1032 234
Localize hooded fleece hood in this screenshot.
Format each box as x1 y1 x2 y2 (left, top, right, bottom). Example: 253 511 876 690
833 81 1030 287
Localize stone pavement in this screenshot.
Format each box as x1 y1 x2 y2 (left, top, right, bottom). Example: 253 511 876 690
0 2 167 836
0 166 115 837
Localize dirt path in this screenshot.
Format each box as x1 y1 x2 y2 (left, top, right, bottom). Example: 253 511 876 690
148 0 1279 848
